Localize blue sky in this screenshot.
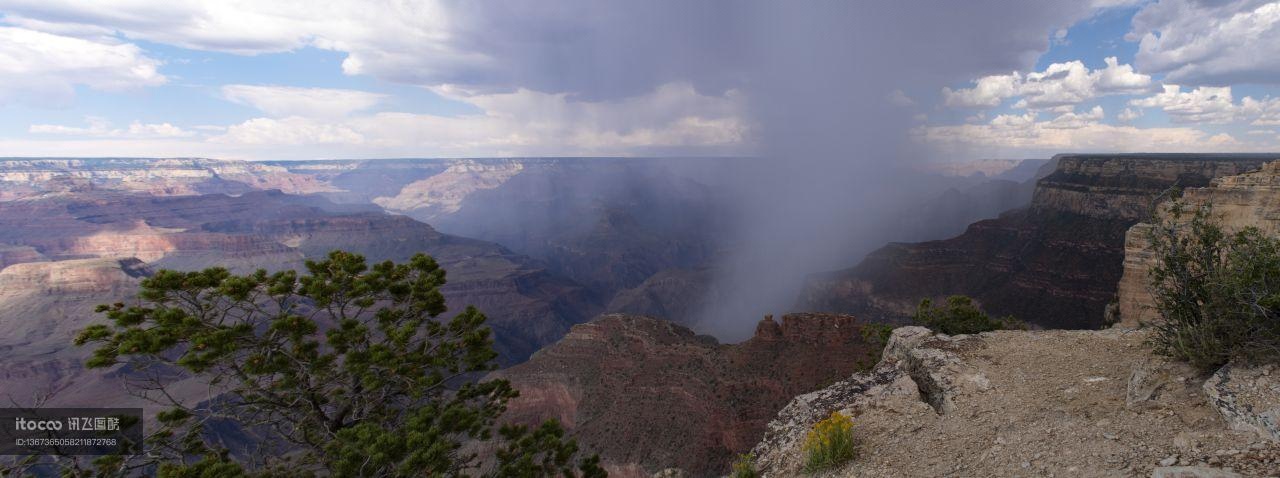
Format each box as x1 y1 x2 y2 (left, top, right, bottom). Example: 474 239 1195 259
0 1 1277 160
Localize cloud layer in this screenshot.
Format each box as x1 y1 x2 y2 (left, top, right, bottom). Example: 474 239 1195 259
0 0 1277 160
943 57 1152 109
222 85 386 118
1130 0 1280 85
0 26 164 105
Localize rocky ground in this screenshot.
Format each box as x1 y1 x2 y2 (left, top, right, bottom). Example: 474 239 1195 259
750 327 1280 477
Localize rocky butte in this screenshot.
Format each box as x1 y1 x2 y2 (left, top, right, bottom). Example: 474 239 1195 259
798 153 1277 330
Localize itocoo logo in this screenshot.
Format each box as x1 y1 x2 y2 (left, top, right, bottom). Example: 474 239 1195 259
14 417 62 431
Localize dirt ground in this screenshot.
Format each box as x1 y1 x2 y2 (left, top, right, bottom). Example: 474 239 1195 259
754 328 1280 477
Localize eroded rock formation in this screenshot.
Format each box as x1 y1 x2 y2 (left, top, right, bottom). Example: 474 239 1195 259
0 189 598 363
1119 161 1280 326
0 158 336 198
799 154 1275 330
490 313 881 477
0 258 153 406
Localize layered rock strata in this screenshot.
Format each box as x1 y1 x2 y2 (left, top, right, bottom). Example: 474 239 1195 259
0 189 597 363
799 154 1275 330
1119 161 1280 326
491 313 881 477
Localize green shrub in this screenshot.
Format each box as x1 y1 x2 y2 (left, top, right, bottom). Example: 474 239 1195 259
75 250 604 477
730 453 758 478
913 295 1023 335
856 323 896 371
1146 203 1280 370
802 411 856 473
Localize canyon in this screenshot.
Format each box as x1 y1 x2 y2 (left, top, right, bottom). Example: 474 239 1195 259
738 160 1280 478
0 188 596 373
0 157 1036 330
798 154 1277 330
5 155 1279 476
490 313 882 477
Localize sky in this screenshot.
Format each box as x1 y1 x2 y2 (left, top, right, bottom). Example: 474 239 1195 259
0 0 1278 160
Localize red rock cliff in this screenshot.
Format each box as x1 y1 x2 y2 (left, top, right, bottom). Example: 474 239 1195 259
491 313 879 477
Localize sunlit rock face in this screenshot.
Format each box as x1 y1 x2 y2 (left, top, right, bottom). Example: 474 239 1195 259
799 154 1276 330
0 158 337 198
490 313 880 477
373 159 526 218
1119 160 1280 327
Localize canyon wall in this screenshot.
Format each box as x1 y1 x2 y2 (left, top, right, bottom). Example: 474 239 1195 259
0 258 152 406
1118 160 1280 326
490 313 881 477
0 189 598 364
0 158 336 198
797 154 1275 330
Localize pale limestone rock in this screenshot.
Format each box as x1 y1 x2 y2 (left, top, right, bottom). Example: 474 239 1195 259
1203 362 1280 442
1119 160 1280 327
1033 155 1267 221
648 468 688 478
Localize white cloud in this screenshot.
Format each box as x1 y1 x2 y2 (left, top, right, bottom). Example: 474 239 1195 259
216 117 364 145
0 1 1136 104
1128 85 1280 125
0 1 733 99
914 108 1255 156
1129 85 1239 123
222 85 386 118
1016 61 1098 108
0 26 165 105
1246 96 1280 126
1045 105 1105 129
943 57 1151 109
28 117 193 138
1118 107 1143 122
1094 56 1152 93
1129 0 1280 85
125 122 193 138
3 83 746 159
209 82 747 157
943 74 1020 108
